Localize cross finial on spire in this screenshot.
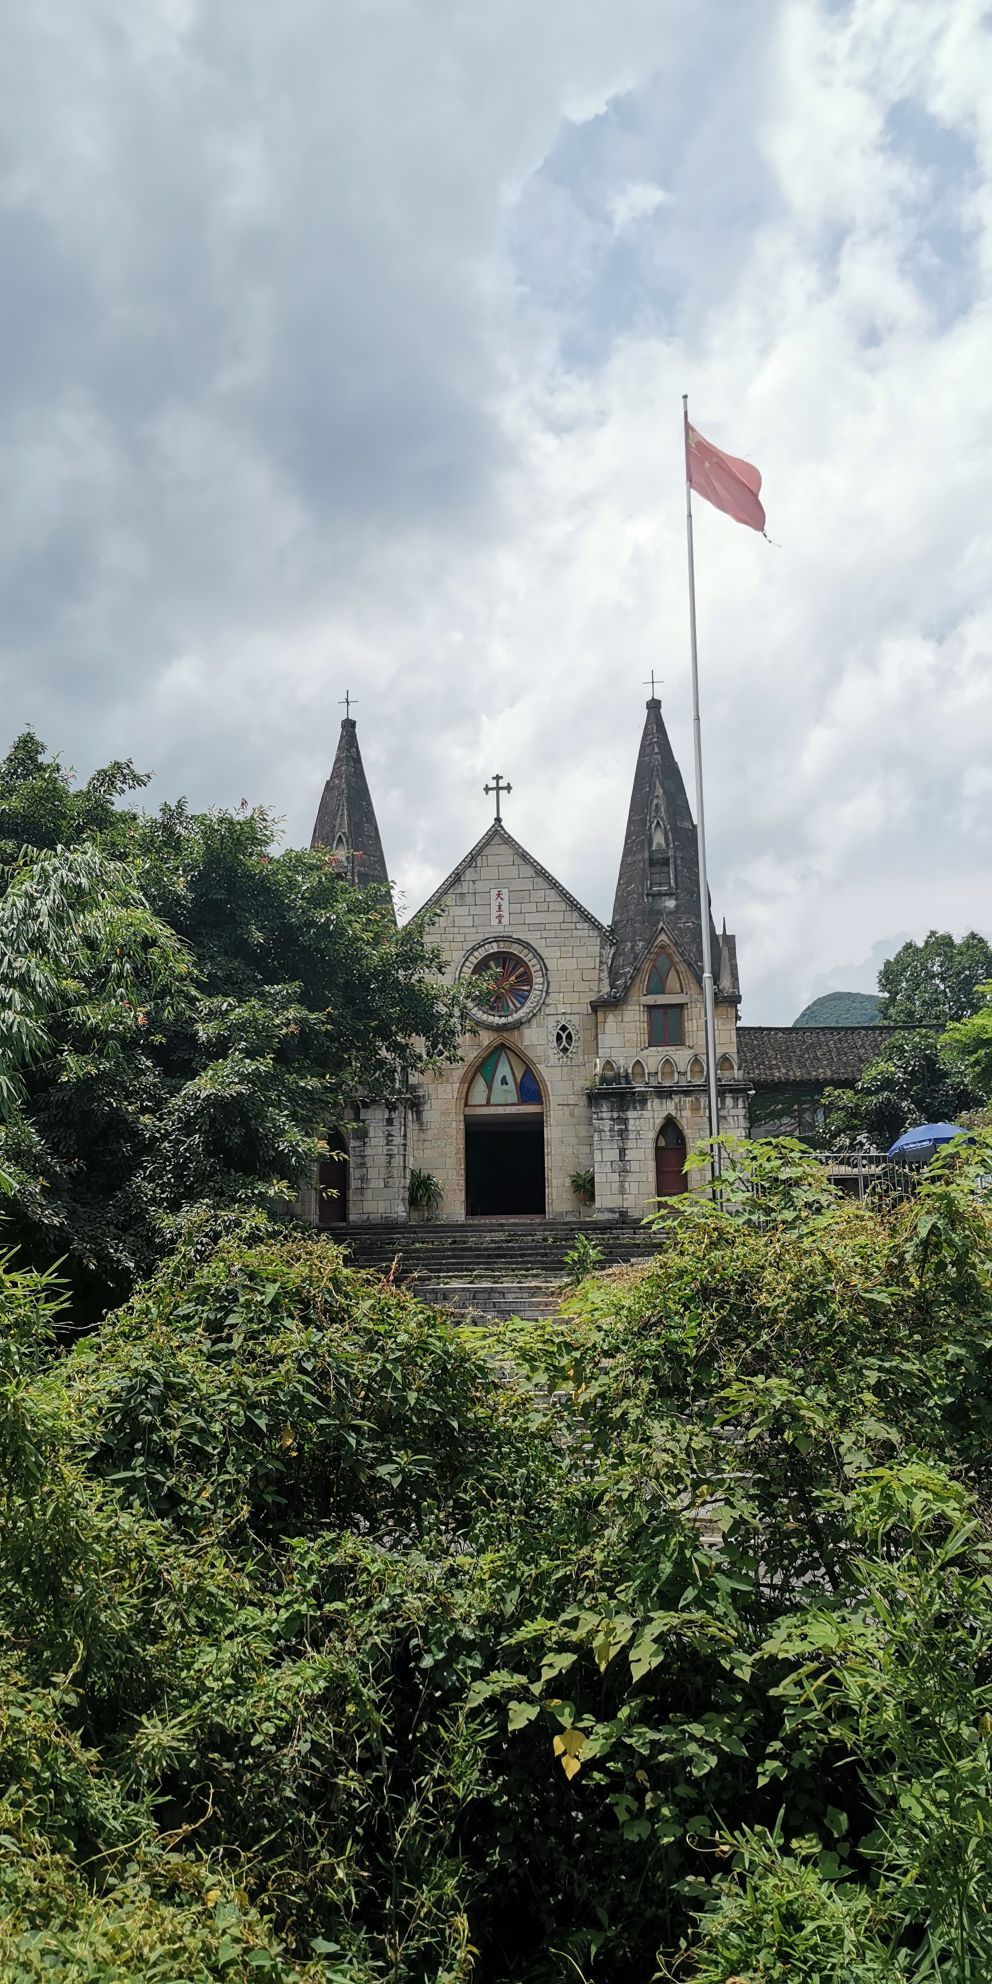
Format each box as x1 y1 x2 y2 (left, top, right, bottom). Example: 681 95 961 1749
484 772 512 823
643 672 662 701
339 690 358 720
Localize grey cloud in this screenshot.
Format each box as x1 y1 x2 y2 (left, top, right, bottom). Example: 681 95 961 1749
0 0 990 1028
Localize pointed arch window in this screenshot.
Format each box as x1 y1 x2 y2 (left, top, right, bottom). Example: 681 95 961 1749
466 1047 542 1108
645 950 683 996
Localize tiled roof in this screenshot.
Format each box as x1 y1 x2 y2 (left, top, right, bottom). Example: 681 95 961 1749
737 1024 932 1086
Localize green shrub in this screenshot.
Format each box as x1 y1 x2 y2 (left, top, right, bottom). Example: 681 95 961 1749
4 1140 992 1979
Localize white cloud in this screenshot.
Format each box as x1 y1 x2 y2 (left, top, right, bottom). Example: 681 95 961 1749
609 180 671 232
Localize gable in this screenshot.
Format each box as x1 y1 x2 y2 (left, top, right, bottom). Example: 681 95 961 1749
411 823 607 937
594 922 701 1009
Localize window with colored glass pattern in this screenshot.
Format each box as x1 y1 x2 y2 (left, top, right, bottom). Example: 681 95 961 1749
645 950 682 995
466 1046 542 1107
471 952 534 1017
648 1005 683 1047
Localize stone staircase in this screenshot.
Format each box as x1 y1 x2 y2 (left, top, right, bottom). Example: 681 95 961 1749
338 1219 668 1321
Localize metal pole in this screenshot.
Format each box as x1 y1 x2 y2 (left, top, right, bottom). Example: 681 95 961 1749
683 394 721 1179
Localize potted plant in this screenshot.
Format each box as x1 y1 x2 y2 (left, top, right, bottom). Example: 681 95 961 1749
569 1167 595 1208
408 1168 444 1222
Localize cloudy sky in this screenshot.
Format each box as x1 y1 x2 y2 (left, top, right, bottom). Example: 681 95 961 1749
3 0 991 1021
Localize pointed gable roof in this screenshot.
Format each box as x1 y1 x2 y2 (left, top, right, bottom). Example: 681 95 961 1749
310 717 391 898
608 696 720 998
411 821 607 934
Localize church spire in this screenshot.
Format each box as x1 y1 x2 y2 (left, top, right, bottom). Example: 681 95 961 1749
310 712 391 902
608 695 719 996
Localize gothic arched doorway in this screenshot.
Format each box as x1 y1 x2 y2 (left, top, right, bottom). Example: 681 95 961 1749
655 1120 688 1198
464 1045 545 1218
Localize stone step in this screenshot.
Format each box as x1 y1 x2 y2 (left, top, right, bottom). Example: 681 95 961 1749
414 1280 565 1322
339 1221 668 1277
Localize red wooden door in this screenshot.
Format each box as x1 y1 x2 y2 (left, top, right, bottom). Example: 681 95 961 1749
655 1121 687 1197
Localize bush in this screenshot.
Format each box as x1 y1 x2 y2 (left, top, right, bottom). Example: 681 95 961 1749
4 1141 992 1979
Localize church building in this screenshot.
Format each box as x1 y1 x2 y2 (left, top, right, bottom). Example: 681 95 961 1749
309 696 750 1225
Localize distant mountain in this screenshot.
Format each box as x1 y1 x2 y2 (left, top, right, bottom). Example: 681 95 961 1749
793 991 882 1027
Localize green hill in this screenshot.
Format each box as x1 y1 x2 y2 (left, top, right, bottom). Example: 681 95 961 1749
793 990 882 1027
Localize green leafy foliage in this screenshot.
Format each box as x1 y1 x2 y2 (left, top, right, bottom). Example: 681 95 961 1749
824 1029 981 1149
5 1141 992 1979
0 733 464 1318
562 1231 605 1282
823 930 992 1145
944 981 992 1102
408 1167 444 1211
878 930 992 1026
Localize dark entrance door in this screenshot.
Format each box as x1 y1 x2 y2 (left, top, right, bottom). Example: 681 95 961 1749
317 1143 348 1225
465 1115 545 1217
655 1121 688 1198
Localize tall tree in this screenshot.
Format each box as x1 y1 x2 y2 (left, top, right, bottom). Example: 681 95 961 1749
0 733 464 1318
877 930 992 1025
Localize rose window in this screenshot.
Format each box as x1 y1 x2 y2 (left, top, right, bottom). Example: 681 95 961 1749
471 952 534 1019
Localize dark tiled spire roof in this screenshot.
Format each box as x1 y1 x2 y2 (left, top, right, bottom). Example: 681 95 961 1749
608 697 722 998
310 718 391 899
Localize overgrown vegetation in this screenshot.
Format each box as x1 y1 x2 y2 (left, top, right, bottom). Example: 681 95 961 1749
4 1139 992 1980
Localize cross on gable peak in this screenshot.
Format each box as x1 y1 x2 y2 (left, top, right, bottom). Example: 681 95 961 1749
484 772 512 823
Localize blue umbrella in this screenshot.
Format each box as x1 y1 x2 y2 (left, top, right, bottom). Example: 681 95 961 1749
887 1122 965 1161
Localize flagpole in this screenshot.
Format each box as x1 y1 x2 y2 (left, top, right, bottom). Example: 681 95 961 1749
683 393 721 1180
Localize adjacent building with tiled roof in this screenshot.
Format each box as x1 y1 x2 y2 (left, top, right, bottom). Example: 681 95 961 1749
738 1025 935 1139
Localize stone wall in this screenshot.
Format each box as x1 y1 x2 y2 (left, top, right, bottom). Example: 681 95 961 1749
347 1102 409 1223
591 1076 749 1216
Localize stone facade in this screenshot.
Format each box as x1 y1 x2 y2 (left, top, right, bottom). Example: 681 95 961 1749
313 696 749 1227
403 830 608 1220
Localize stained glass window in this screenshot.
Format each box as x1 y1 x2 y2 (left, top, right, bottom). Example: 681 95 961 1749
645 950 682 995
471 952 534 1017
466 1046 542 1107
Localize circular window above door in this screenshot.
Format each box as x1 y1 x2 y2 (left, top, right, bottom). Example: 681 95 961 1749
460 938 548 1030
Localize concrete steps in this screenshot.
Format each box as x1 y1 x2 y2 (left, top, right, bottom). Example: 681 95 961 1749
335 1219 669 1319
414 1280 565 1322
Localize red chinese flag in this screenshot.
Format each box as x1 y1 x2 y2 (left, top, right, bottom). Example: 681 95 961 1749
685 418 765 533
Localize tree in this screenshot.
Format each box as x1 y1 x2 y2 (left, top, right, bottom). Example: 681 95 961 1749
825 1031 981 1150
0 733 465 1318
824 930 992 1145
943 982 992 1102
877 930 992 1025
